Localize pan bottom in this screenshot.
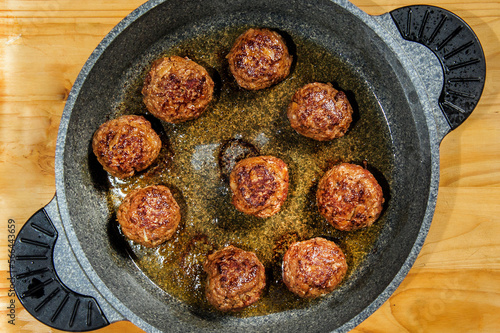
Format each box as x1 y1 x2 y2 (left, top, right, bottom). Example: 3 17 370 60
101 24 394 317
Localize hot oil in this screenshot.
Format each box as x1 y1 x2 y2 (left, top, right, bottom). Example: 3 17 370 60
107 26 394 316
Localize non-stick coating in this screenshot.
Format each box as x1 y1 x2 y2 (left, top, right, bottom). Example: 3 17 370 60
57 0 433 332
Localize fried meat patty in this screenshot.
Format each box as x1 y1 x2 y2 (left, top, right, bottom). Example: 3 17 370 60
287 82 353 141
316 163 384 231
117 185 181 247
142 56 214 123
92 115 162 179
282 237 347 298
229 156 289 218
204 245 266 311
227 28 293 90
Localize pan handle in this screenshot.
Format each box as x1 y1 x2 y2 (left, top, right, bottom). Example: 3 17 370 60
389 5 486 136
9 198 117 332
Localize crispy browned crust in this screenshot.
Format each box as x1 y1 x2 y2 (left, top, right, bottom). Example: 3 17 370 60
227 28 293 90
203 245 266 312
229 156 289 218
282 237 347 298
92 115 162 179
117 185 181 247
287 82 353 141
142 56 214 123
316 163 384 231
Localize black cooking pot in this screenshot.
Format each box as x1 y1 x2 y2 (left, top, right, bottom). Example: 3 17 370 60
10 0 485 332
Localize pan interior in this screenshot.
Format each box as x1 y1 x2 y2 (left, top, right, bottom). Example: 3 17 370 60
103 24 395 316
61 0 431 331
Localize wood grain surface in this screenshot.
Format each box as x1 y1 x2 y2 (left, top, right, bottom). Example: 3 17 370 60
1 0 499 332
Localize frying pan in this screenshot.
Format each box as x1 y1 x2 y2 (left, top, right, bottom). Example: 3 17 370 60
10 0 485 332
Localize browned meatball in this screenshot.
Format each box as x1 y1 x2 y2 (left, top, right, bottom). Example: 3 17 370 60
142 56 214 123
282 237 347 298
316 163 384 231
92 115 162 179
227 28 293 90
117 185 181 248
204 245 266 311
287 82 353 141
229 156 289 218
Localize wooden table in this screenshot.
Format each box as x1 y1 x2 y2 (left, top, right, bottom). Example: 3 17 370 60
1 0 499 332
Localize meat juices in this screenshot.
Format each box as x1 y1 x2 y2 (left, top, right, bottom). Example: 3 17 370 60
204 245 266 311
227 28 293 90
282 237 347 298
142 56 214 123
229 156 289 218
92 115 162 179
287 82 353 141
316 163 384 231
117 185 181 248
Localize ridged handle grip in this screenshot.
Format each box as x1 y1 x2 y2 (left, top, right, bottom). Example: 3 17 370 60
390 5 486 130
9 208 109 332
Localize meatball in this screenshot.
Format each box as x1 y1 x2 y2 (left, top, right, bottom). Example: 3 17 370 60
204 245 266 311
316 163 384 231
227 28 293 90
287 82 353 141
282 237 347 298
229 156 289 218
142 56 214 123
117 185 181 247
92 115 162 179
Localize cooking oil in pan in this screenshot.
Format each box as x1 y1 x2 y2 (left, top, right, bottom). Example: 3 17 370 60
106 26 394 316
